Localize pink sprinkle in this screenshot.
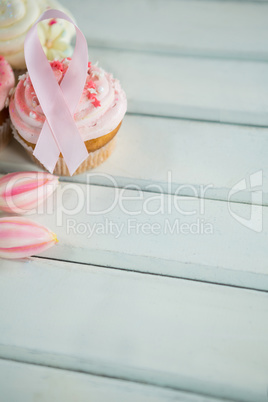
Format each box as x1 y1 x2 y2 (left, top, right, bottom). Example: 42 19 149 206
92 98 101 108
85 80 96 89
48 19 57 26
87 92 96 100
88 62 92 69
50 60 63 72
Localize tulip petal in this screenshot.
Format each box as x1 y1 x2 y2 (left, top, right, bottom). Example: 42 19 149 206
0 171 59 214
0 217 58 259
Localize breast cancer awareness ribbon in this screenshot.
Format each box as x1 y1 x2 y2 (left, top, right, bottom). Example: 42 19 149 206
24 9 89 176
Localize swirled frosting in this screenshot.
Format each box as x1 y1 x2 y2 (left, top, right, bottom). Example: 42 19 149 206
9 59 127 143
0 56 15 111
0 0 75 69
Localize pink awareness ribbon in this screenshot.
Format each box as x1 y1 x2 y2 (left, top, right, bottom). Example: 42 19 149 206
24 9 89 176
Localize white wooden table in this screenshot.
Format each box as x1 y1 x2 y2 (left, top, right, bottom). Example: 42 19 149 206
1 1 268 401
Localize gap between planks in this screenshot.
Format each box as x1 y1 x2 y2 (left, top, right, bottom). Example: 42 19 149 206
126 112 268 129
0 357 232 402
86 42 268 64
34 255 268 295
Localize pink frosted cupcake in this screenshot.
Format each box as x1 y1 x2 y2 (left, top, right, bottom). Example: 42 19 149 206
0 56 15 151
9 58 127 175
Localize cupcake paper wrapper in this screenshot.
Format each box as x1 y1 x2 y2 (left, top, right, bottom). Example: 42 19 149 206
11 123 116 176
0 118 12 152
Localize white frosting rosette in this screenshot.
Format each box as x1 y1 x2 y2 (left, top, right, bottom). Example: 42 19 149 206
0 0 75 69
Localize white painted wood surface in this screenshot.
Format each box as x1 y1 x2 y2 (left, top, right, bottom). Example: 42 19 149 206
1 116 268 204
0 359 226 402
86 48 268 126
0 180 265 290
0 258 267 402
60 0 268 126
63 0 268 61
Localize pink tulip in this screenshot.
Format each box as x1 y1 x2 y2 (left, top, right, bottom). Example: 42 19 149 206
0 171 59 214
0 217 58 259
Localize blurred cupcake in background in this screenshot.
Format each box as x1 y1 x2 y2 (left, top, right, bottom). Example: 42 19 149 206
0 0 75 74
0 56 15 151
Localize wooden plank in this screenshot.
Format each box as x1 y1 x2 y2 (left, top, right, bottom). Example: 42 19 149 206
64 0 268 61
0 359 226 402
0 180 266 290
88 47 268 126
1 116 268 205
0 258 267 401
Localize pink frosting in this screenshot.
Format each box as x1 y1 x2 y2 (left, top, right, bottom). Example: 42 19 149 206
9 58 127 144
0 56 15 111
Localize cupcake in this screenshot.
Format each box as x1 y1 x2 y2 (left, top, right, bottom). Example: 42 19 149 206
0 0 75 72
9 59 127 175
0 56 15 151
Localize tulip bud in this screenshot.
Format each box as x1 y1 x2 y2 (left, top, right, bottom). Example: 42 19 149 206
0 217 58 259
0 171 59 214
